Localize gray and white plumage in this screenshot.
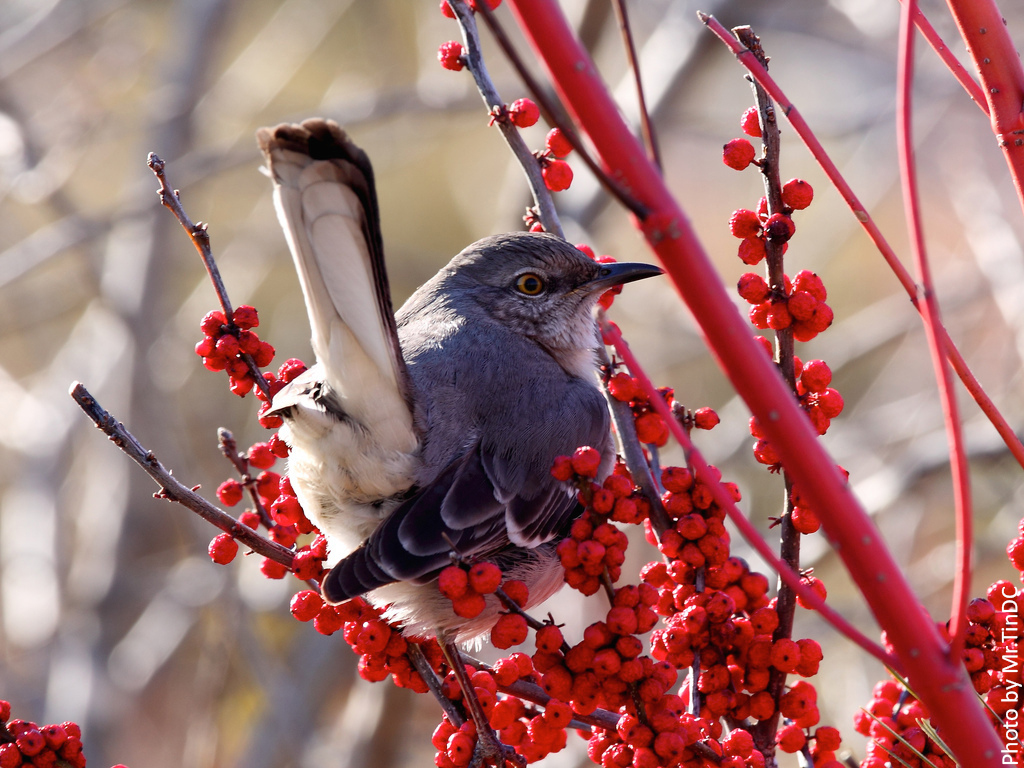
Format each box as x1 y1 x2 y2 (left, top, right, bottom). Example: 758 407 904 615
256 119 660 641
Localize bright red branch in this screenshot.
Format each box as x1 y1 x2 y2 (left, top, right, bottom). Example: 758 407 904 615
503 1 1003 763
945 0 1024 217
897 0 972 666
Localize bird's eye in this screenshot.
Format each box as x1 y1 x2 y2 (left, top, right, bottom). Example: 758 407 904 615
515 273 545 296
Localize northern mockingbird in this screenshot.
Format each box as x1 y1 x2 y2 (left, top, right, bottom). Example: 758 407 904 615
257 119 661 644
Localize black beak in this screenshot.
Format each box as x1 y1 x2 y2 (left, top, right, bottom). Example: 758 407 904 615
585 261 663 294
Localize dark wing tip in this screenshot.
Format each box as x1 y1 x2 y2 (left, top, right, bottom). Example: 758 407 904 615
321 545 397 604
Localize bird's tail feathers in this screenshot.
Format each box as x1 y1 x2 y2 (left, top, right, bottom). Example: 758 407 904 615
257 119 416 451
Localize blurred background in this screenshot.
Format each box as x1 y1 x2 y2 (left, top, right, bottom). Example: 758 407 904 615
1 0 1022 766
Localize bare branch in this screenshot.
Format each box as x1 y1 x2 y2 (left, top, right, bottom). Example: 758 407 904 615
69 380 295 568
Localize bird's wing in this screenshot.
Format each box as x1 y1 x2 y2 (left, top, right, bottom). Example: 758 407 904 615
257 119 415 450
321 396 611 604
320 443 586 603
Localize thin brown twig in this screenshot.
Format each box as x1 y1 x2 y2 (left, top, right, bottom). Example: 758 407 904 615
733 25 801 759
146 152 271 399
69 381 295 568
448 0 563 237
475 2 649 220
611 0 661 171
217 428 275 528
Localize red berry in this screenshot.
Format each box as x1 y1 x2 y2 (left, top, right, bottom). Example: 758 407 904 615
1007 538 1024 570
634 413 668 446
247 442 276 469
790 506 820 535
491 613 529 649
452 592 486 618
231 304 259 330
800 360 832 393
737 236 767 265
737 273 769 304
438 41 465 71
763 212 795 243
693 407 719 430
570 446 602 478
260 557 288 579
200 310 226 336
195 336 215 357
545 128 573 158
535 623 564 653
740 106 762 137
440 0 456 18
468 561 502 594
814 725 842 751
0 744 19 768
728 209 761 238
722 138 756 170
270 494 303 526
607 372 637 402
501 579 529 607
253 341 275 367
723 728 754 757
438 566 469 599
208 533 238 565
786 290 818 322
216 479 244 507
810 388 844 419
543 160 573 191
807 302 834 333
782 178 814 210
550 455 574 482
766 301 792 330
508 98 540 128
447 731 476 767
215 334 241 358
792 270 827 302
777 722 807 753
797 575 828 609
16 730 45 757
290 589 324 622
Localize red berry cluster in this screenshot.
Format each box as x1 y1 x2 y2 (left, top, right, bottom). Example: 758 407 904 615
737 269 833 343
726 182 811 255
295 592 447 692
209 437 325 582
437 561 515 620
857 577 1022 767
432 658 573 766
532 127 575 197
551 448 644 593
194 306 275 397
603 374 680 447
0 705 93 768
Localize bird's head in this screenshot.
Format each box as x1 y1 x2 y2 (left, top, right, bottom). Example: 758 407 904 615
448 232 662 358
